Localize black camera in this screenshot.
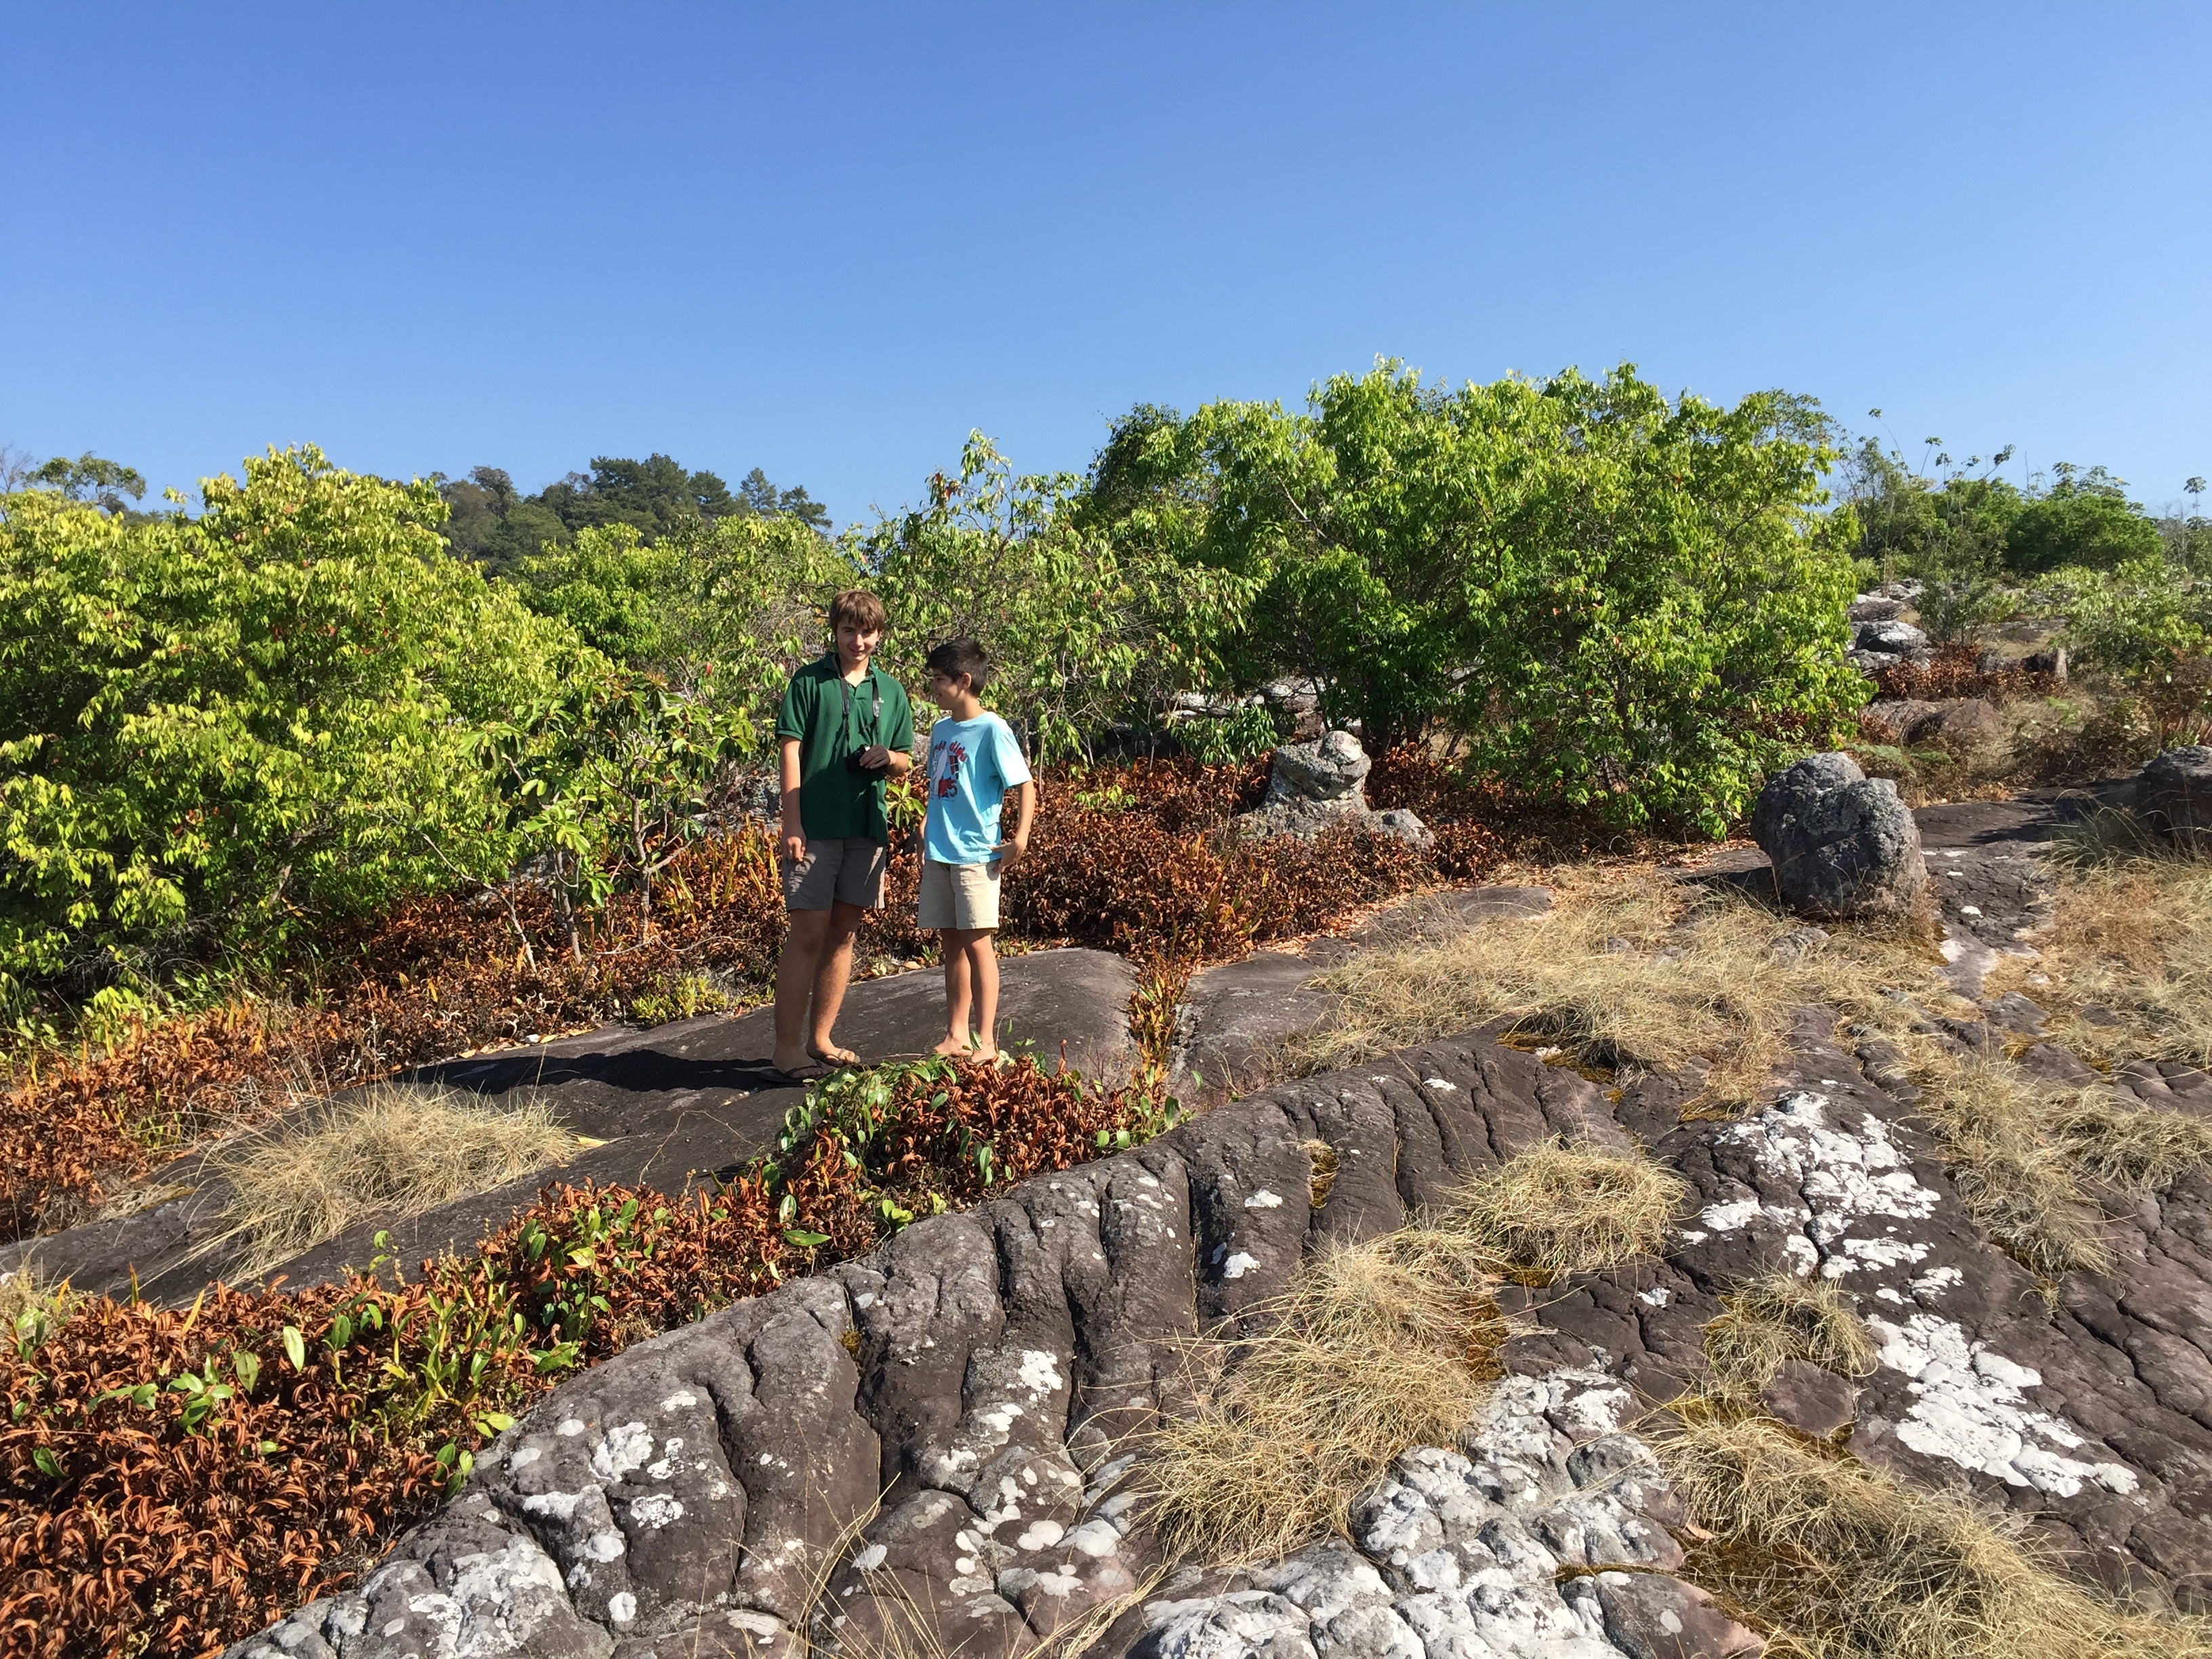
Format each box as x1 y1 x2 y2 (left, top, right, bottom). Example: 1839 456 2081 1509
844 747 880 774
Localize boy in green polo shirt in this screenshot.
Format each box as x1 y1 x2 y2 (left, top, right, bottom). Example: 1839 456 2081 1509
769 588 914 1079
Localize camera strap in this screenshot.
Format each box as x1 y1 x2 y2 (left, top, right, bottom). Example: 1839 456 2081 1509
838 673 882 752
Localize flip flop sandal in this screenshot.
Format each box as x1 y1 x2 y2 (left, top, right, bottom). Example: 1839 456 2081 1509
764 1061 832 1086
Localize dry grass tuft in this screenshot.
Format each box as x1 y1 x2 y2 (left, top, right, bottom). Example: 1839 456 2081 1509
1991 855 2212 1071
1145 1225 1506 1565
1906 1050 2114 1282
1439 1138 1688 1281
1703 1272 1877 1395
1300 869 1935 1108
198 1082 577 1278
1662 1413 2212 1659
2045 1090 2212 1193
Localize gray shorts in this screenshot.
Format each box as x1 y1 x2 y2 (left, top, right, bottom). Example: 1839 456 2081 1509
781 836 888 912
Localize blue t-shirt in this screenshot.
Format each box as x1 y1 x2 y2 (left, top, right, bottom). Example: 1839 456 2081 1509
922 712 1033 865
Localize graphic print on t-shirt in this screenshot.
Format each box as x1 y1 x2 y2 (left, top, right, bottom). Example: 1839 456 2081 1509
933 739 967 798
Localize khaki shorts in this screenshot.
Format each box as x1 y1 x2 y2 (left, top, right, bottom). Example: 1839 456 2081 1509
781 836 888 912
918 858 1000 932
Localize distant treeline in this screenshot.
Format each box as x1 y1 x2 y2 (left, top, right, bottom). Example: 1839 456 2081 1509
434 455 830 571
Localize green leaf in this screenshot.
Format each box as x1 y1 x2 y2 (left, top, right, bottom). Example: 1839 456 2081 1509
31 1447 64 1480
783 1229 832 1248
282 1326 306 1370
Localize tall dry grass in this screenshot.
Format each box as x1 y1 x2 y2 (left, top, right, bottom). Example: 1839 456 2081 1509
1304 861 2212 1286
1702 1272 1877 1397
195 1082 577 1278
2005 831 2212 1069
1662 1413 2212 1659
1436 1136 1687 1282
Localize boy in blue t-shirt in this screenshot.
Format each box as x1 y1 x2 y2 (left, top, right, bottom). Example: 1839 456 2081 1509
918 637 1036 1058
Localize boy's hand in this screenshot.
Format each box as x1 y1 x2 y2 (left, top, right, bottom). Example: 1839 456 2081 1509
783 826 807 863
857 744 892 770
989 832 1028 876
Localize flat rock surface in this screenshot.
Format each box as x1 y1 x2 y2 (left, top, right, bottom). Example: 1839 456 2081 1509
1171 886 1553 1102
9 948 1134 1305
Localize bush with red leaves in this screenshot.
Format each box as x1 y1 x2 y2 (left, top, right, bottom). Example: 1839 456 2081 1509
2 754 1504 1242
1874 642 2058 703
0 1053 1163 1659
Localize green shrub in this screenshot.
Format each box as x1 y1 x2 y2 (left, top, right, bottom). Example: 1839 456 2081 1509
1095 363 1863 834
0 447 600 996
2049 556 2211 679
1181 701 1282 766
865 435 1258 761
506 512 856 736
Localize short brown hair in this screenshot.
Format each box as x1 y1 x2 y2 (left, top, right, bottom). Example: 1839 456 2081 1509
828 588 888 634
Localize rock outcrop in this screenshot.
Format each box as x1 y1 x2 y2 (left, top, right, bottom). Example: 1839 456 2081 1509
1127 1381 1761 1659
1750 753 1929 920
1236 731 1429 848
232 963 2212 1654
2137 745 2212 844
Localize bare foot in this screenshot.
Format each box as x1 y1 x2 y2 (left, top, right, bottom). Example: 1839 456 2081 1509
931 1035 972 1057
808 1041 861 1067
969 1042 998 1062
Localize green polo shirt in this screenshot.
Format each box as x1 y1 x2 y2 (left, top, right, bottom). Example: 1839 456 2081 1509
774 653 915 844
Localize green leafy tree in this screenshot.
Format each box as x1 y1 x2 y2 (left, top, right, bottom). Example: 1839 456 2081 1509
2005 463 2162 575
1837 434 2023 641
865 434 1256 760
507 512 858 741
1099 363 1860 832
739 466 831 531
2160 478 2210 573
26 453 147 515
438 456 830 568
0 447 602 995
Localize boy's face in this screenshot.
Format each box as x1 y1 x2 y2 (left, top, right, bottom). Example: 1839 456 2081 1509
835 621 882 669
926 669 973 711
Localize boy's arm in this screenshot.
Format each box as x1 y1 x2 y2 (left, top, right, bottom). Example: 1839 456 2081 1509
997 779 1038 866
779 737 806 861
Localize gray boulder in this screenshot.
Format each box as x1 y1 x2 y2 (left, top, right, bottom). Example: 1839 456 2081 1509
2137 745 2212 844
1853 617 1929 656
1849 595 1906 623
1236 732 1429 848
1269 729 1370 802
1750 753 1928 919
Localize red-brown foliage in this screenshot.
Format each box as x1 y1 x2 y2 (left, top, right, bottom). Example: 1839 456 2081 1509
1874 642 2058 703
3 754 1507 1241
0 1054 1160 1659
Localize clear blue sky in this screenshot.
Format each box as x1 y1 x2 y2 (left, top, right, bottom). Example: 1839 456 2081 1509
5 3 2207 525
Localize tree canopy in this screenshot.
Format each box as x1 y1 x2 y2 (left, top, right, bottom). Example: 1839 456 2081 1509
436 456 828 571
1077 362 1863 832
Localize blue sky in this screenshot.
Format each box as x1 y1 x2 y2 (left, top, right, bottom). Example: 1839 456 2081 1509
4 3 2207 525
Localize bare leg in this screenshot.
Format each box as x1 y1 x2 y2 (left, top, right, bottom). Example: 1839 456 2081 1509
806 900 867 1062
934 929 975 1055
773 906 833 1073
967 931 1001 1058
